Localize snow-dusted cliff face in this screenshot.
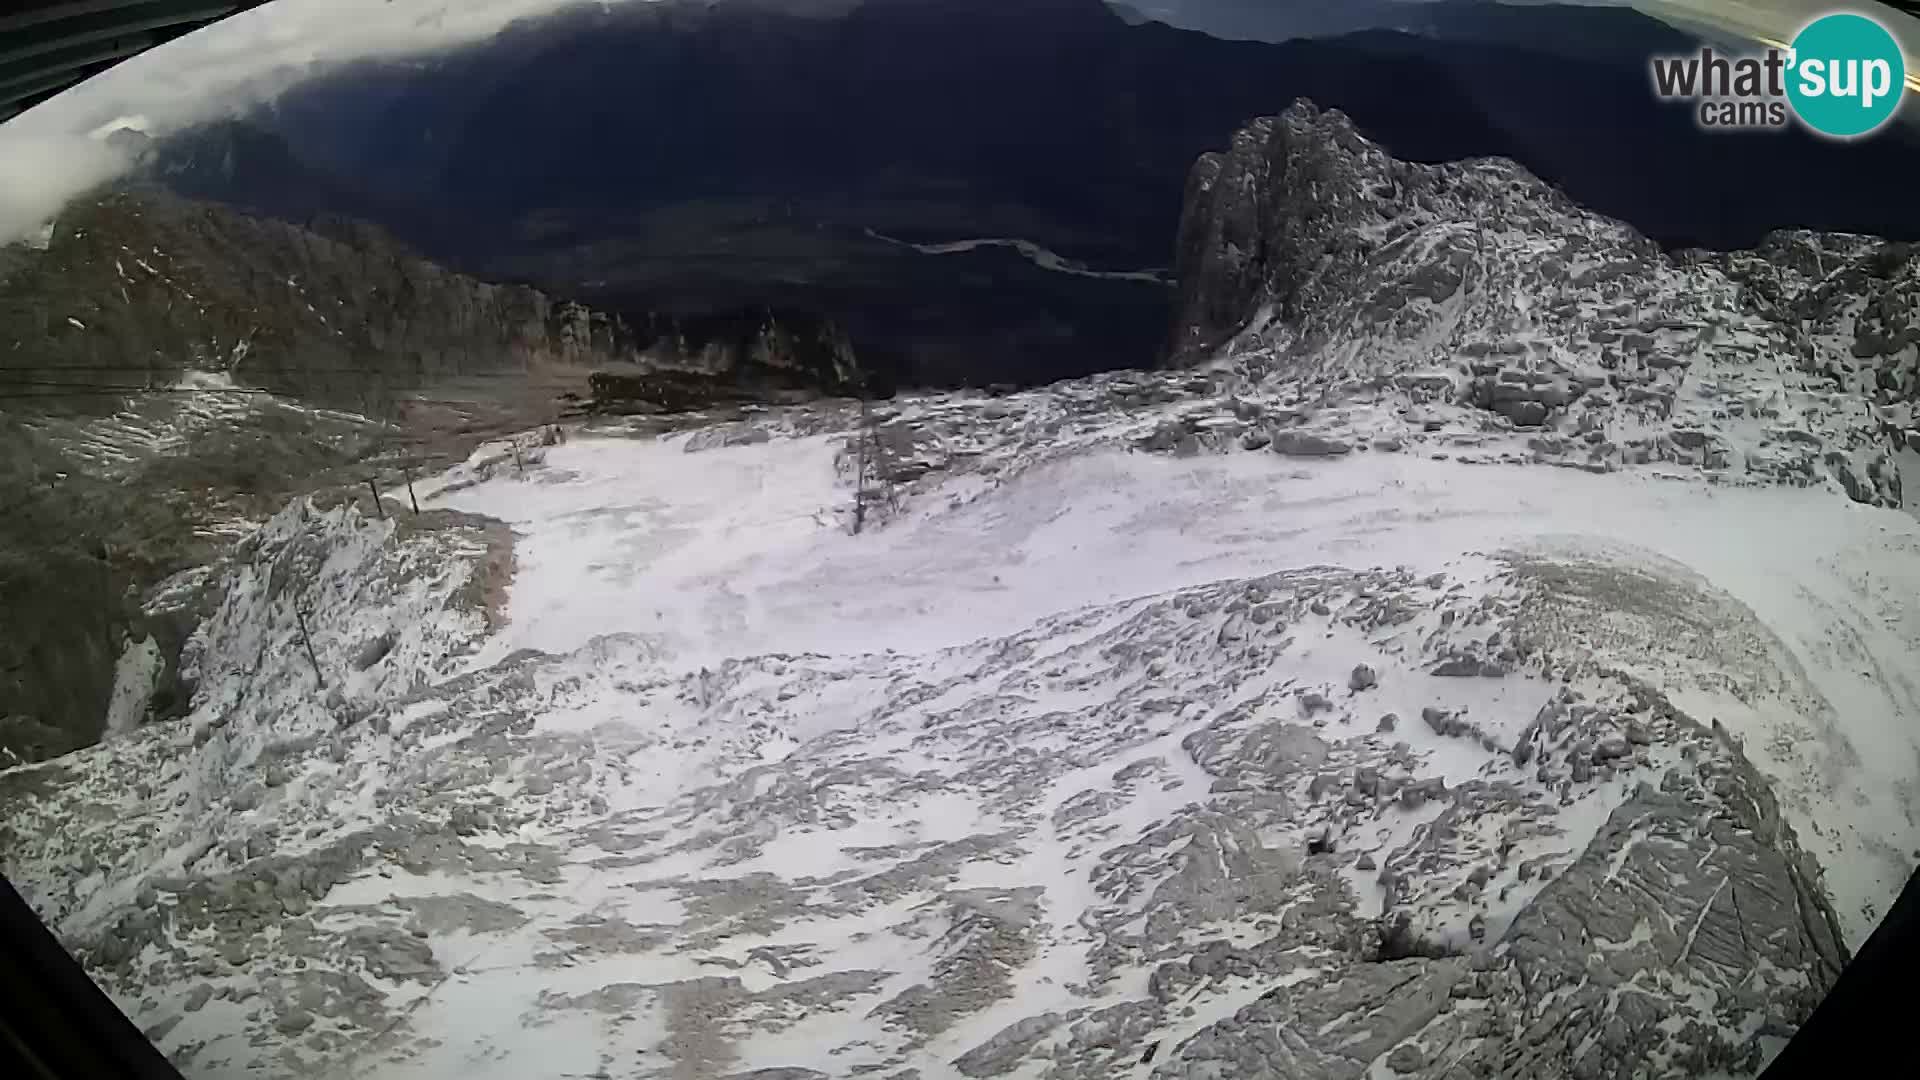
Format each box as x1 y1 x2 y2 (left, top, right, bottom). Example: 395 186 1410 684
5 105 1920 1080
1169 103 1910 511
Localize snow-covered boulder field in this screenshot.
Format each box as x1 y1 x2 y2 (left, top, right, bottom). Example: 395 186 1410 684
5 425 1918 1080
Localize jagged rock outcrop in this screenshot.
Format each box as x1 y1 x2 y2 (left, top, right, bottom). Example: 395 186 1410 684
587 309 868 412
1168 103 1430 363
1722 232 1920 455
1165 102 1903 508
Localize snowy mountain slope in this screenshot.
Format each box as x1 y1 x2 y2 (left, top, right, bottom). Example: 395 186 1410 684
3 426 1915 1079
5 102 1920 1080
438 433 1920 952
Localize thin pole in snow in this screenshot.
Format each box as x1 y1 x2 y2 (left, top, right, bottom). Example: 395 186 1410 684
852 398 869 535
365 478 385 519
404 467 420 515
513 443 525 477
294 603 324 689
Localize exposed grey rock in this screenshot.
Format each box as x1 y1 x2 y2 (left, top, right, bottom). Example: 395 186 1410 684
1270 431 1353 458
1498 399 1551 427
1354 767 1382 798
685 424 774 453
1503 713 1541 766
1431 656 1508 678
1139 418 1185 453
1421 707 1468 738
1349 664 1378 691
352 631 397 671
344 926 439 983
863 886 1044 1039
953 1013 1062 1077
230 782 265 812
1166 960 1466 1076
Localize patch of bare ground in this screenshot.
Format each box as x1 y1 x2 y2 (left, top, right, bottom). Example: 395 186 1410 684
436 513 517 632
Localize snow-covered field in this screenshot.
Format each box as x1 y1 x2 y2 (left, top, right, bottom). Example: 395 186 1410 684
2 406 1902 1078
441 431 1920 947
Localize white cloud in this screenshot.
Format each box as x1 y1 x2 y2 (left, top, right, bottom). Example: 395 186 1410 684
1639 1 1920 60
0 0 646 241
3 0 1918 244
7 0 645 140
0 131 133 246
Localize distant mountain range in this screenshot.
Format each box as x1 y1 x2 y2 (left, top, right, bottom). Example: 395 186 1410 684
1107 0 1435 40
124 0 1920 386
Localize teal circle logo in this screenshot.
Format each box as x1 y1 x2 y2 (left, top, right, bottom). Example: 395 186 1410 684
1786 12 1907 138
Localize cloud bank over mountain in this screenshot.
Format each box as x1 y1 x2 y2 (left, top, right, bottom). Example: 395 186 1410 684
2 0 1917 244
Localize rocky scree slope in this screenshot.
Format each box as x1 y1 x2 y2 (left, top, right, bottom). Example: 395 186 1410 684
0 479 1852 1079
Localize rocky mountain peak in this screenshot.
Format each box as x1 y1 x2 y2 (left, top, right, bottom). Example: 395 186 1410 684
1171 102 1404 360
1171 99 1613 367
1166 101 1912 508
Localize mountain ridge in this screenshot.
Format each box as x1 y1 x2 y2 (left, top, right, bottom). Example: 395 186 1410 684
0 187 876 765
129 0 1920 390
